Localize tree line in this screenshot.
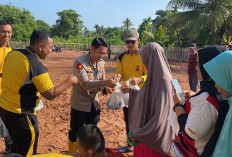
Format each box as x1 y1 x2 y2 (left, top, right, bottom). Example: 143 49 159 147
1 0 232 48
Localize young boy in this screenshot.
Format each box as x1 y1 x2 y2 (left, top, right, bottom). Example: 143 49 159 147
74 125 124 157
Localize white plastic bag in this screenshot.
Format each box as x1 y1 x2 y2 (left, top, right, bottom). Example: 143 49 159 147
36 99 44 112
106 82 125 110
106 92 125 110
106 79 141 109
123 79 140 107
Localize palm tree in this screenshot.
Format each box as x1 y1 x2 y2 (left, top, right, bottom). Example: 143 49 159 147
123 17 133 30
166 0 232 44
94 24 100 35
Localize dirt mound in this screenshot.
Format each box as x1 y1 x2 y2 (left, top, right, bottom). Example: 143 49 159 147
0 50 190 157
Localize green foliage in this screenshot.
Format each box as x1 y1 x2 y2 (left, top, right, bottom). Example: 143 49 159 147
223 34 232 43
138 17 154 45
35 20 51 31
152 10 181 47
166 0 232 45
94 24 105 36
5 2 232 48
83 27 93 37
103 27 125 45
0 4 51 42
51 9 84 39
0 4 38 41
53 36 93 44
154 25 168 45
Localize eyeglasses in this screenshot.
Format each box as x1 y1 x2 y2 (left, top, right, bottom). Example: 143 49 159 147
125 40 136 44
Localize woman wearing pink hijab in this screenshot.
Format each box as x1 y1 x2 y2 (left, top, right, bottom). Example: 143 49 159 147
121 42 174 156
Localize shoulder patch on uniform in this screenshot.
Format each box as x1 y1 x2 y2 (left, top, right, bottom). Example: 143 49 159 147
77 64 84 69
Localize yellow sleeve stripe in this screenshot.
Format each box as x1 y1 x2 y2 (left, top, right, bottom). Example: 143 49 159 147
31 73 54 93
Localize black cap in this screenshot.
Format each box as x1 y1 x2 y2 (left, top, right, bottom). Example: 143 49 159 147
189 43 197 48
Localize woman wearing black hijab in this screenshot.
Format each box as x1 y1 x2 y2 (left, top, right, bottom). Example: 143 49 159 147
171 45 229 156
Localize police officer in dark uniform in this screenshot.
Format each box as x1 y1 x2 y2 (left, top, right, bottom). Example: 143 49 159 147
68 38 117 154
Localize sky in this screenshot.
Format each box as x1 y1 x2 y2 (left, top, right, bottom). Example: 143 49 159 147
1 0 171 31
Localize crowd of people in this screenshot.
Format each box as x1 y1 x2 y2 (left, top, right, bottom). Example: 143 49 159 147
0 20 231 157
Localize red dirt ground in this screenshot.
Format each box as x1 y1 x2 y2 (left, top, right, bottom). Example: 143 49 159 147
0 50 191 156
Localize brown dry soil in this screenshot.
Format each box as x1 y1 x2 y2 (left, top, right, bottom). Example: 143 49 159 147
0 50 190 156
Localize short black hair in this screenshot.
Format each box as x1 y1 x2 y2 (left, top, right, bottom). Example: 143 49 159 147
75 125 105 152
91 37 108 49
0 21 12 27
30 29 52 45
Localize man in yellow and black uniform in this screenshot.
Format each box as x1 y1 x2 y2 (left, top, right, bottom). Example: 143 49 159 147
0 30 78 157
0 21 13 154
115 30 147 149
116 50 147 88
0 46 53 156
0 43 12 91
0 47 54 114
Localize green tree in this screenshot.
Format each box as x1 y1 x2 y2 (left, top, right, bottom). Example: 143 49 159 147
35 20 51 31
167 0 232 45
153 10 180 47
51 9 84 39
94 24 100 35
0 4 36 41
103 27 124 45
123 17 133 30
138 17 154 45
83 27 93 37
93 24 105 36
154 25 168 46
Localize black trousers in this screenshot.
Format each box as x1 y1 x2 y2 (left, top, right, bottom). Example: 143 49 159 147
68 104 100 142
0 107 39 157
123 107 129 136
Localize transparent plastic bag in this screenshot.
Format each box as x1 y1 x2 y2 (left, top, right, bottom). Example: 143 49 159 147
106 92 125 110
106 79 141 109
123 79 140 107
36 99 44 112
106 82 125 110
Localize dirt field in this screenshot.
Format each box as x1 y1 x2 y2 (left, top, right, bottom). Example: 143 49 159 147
0 50 191 156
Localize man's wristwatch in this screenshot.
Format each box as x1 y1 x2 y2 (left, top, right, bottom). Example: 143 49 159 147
102 87 107 95
173 103 184 112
